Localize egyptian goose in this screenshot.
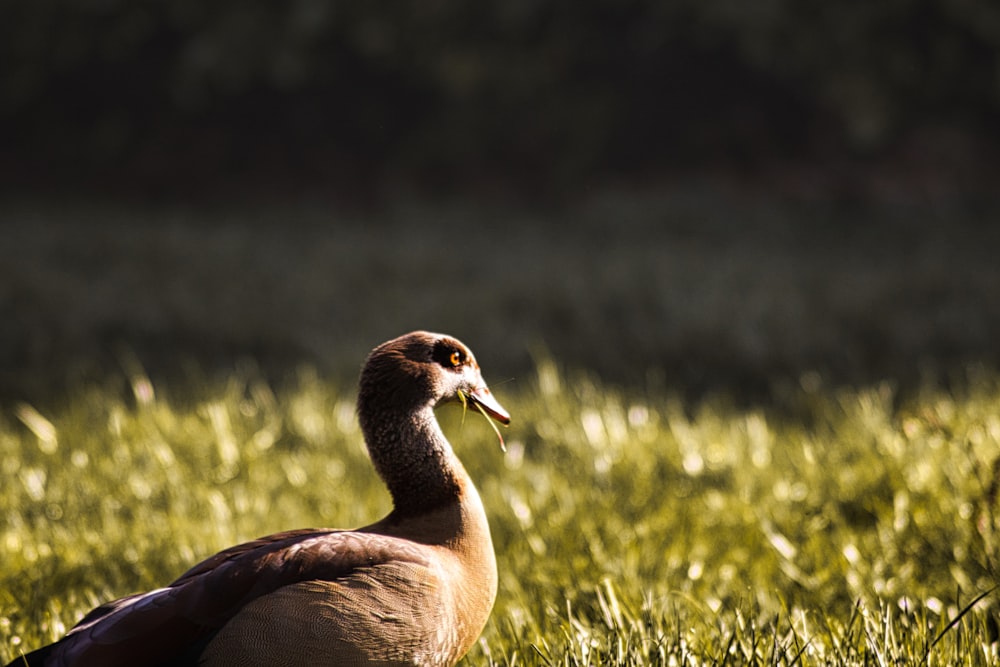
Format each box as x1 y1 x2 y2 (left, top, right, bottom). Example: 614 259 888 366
7 331 510 667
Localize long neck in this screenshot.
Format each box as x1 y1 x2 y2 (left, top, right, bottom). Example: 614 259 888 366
357 389 498 626
359 401 467 517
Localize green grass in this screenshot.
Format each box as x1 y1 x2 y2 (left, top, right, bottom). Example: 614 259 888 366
2 360 1000 665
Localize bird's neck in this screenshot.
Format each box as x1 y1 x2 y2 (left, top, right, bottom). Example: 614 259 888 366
357 395 500 656
360 403 468 519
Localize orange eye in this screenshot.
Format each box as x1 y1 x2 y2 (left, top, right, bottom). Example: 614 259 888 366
449 351 462 366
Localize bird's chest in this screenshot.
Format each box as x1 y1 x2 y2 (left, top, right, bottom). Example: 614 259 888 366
200 563 465 667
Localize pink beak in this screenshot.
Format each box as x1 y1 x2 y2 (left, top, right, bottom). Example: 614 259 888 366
467 387 510 425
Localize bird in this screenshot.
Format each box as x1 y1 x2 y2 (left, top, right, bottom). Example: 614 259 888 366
6 331 510 667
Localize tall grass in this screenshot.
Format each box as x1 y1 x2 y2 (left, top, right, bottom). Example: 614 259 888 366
2 360 999 665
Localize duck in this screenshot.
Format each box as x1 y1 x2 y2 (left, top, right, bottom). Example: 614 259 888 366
6 331 510 667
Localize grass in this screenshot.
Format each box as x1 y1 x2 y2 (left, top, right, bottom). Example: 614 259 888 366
4 193 999 400
2 358 1000 665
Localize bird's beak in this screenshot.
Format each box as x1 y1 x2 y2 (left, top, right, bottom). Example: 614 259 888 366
466 386 511 425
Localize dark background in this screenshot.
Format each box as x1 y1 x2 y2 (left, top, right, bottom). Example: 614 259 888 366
4 0 1000 198
2 1 999 402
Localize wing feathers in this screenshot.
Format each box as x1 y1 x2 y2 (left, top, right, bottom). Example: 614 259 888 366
43 529 432 666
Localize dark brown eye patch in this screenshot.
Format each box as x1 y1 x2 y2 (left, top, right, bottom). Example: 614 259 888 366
432 340 466 368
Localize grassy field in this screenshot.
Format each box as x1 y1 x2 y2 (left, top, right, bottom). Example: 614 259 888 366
4 193 999 403
2 357 999 665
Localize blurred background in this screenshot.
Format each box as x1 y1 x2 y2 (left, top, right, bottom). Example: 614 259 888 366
2 0 999 402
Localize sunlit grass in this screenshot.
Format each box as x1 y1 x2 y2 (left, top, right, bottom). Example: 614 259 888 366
2 361 1000 665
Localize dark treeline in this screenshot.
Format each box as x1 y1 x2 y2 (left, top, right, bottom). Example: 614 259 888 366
2 1 999 196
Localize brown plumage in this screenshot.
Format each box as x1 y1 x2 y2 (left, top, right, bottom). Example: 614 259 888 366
6 331 510 667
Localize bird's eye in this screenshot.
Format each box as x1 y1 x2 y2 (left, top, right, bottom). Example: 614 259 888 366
432 340 467 369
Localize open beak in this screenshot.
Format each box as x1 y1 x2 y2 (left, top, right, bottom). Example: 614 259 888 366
466 386 511 425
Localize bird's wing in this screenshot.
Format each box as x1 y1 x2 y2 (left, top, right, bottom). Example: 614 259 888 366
30 528 432 667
